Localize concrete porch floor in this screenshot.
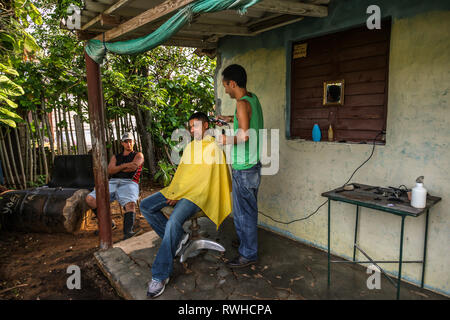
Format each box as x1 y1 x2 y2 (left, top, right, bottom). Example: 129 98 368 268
94 217 448 300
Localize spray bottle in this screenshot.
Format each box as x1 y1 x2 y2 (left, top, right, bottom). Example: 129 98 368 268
411 176 427 208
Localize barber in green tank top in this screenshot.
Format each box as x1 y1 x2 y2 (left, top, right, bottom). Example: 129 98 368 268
217 64 264 268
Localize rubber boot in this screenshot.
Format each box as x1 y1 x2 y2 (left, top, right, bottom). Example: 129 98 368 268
123 211 141 240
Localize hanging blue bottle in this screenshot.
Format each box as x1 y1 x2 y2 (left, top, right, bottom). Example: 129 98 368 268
312 124 321 141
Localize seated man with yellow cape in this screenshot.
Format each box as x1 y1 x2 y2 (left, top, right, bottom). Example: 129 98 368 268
140 112 232 298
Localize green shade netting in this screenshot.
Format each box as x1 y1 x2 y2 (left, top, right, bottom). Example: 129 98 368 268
85 0 262 64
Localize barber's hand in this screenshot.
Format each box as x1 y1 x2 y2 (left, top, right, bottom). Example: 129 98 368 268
217 115 232 126
166 199 178 206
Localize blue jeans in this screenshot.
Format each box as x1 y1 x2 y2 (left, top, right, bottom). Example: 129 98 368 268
232 162 261 261
139 192 200 282
88 178 139 208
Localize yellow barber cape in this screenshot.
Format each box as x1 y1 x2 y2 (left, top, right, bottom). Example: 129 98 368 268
160 136 232 228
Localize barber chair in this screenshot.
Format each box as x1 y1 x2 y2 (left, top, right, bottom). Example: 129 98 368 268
161 206 225 263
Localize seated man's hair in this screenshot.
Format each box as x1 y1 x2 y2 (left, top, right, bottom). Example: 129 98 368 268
189 112 209 124
222 64 247 88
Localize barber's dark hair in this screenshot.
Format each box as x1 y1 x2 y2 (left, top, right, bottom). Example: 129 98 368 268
189 112 209 124
222 64 247 88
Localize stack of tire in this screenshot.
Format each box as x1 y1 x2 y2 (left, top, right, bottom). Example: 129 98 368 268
0 187 90 233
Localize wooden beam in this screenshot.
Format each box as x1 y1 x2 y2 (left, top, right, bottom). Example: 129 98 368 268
205 35 220 43
303 0 330 4
82 0 131 31
182 23 250 36
164 38 217 49
194 48 217 59
85 1 109 13
76 30 99 40
100 14 122 27
249 15 304 35
94 0 196 41
252 0 328 17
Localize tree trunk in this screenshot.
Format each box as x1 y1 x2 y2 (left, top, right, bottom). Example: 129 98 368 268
35 109 42 175
134 104 157 176
39 109 50 182
0 130 18 189
124 114 129 132
62 107 71 155
77 97 88 154
43 111 55 163
6 129 23 189
14 127 27 189
119 115 124 134
57 107 65 154
33 111 49 183
74 114 86 154
0 129 12 188
26 116 35 184
67 109 76 153
37 123 43 176
129 113 139 152
137 128 142 153
114 115 120 154
104 118 113 160
24 120 29 183
53 108 60 155
40 92 54 165
105 120 110 156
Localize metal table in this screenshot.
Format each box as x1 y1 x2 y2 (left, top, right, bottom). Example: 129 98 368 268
321 183 441 299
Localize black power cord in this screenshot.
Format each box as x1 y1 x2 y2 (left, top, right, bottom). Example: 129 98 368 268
258 130 385 225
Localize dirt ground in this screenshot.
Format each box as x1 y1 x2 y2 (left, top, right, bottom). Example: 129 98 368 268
0 180 160 300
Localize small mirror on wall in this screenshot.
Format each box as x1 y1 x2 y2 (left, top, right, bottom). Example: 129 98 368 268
323 80 345 106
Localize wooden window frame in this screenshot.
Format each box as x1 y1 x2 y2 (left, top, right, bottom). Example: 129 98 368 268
289 19 391 145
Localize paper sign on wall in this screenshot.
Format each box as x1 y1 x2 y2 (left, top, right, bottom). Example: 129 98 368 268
293 43 307 59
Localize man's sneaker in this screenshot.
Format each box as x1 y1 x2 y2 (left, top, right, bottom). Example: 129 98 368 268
147 278 169 298
226 255 257 268
175 232 189 257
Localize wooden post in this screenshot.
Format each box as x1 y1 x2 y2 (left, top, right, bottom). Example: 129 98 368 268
85 50 112 249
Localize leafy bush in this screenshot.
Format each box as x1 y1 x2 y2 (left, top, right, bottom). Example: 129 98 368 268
154 160 177 187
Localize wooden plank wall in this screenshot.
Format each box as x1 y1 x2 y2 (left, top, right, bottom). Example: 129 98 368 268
290 20 391 143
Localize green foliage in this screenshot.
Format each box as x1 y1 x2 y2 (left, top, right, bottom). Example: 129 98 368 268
28 174 46 188
0 0 44 127
154 160 177 187
2 1 216 185
102 46 216 170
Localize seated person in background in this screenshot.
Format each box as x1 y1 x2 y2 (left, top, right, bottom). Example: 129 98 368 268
86 132 144 240
140 112 232 298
